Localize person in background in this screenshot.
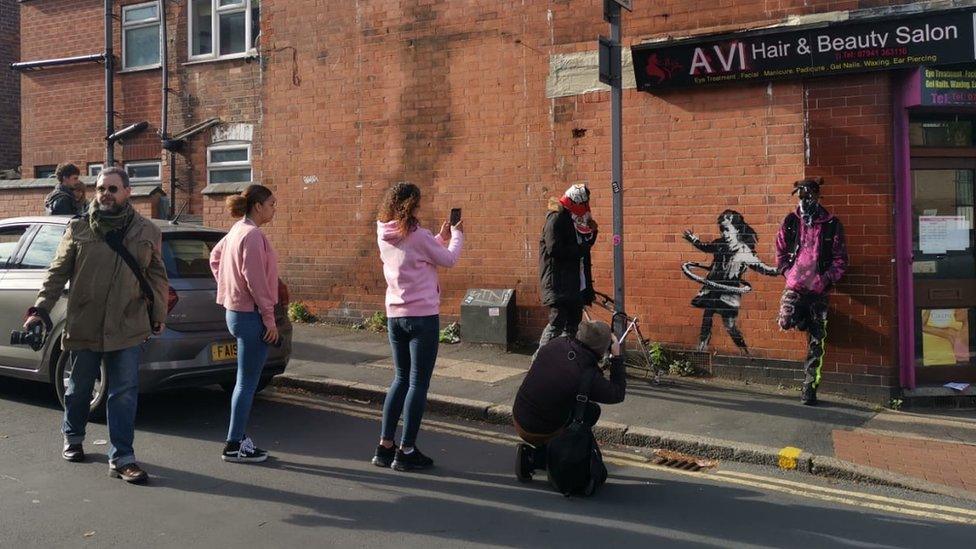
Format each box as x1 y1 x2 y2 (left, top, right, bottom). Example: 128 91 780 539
210 184 280 463
536 183 598 358
372 182 464 471
45 162 83 215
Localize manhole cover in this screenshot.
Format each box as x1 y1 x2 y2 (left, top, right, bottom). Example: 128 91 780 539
651 449 718 471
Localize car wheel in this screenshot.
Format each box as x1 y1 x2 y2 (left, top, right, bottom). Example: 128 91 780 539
220 376 273 395
54 347 107 420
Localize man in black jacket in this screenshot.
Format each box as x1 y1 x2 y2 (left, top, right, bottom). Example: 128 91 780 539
536 183 598 357
44 163 84 216
513 320 626 481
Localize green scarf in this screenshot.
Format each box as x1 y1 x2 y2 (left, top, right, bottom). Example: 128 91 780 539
88 200 135 239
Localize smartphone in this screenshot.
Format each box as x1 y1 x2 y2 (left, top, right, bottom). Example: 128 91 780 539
450 208 462 225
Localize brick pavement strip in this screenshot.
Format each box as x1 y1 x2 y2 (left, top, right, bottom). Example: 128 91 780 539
832 430 976 493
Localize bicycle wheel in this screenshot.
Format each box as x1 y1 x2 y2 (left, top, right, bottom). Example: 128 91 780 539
624 337 658 384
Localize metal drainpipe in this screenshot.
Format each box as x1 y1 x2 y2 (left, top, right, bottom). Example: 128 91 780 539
160 0 176 219
104 0 115 166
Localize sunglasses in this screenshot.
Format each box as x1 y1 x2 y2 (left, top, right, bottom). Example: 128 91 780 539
96 185 121 194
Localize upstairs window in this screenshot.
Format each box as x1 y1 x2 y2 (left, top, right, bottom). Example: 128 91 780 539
122 2 162 70
207 144 252 184
190 0 260 60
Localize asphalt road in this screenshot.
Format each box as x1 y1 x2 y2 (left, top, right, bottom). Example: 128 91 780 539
0 378 973 548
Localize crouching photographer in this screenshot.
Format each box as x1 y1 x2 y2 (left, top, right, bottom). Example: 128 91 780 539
512 319 626 495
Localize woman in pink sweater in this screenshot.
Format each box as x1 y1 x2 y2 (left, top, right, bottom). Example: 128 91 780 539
209 184 279 463
372 182 464 471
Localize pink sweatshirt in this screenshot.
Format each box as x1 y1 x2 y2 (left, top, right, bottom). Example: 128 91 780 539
377 220 463 318
210 218 280 330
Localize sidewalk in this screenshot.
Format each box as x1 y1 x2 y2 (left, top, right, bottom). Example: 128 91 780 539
278 323 976 498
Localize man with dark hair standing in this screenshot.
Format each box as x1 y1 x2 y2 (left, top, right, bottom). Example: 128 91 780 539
44 162 83 215
23 167 169 483
775 177 848 406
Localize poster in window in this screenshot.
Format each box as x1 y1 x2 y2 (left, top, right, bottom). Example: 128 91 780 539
921 308 971 366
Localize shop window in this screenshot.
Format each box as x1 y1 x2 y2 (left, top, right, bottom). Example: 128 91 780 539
34 165 56 179
122 2 161 70
909 120 974 147
125 161 162 184
190 0 260 60
207 144 252 184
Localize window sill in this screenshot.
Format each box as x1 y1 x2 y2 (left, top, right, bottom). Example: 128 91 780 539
183 52 259 67
119 65 161 74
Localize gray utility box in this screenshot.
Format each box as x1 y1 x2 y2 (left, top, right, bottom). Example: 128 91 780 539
460 289 516 350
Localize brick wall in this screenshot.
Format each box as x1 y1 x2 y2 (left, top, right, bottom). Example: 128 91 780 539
0 184 158 219
0 0 21 170
257 0 911 399
17 0 262 216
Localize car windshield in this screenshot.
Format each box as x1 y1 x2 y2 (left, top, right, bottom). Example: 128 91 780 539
162 234 222 278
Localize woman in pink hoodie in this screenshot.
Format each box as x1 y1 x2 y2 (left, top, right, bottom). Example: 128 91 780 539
372 182 463 471
210 184 279 463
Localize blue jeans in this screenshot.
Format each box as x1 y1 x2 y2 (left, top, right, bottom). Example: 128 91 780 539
381 315 439 447
62 346 142 468
226 310 269 443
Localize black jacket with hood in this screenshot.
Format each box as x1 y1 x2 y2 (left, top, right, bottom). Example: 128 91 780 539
538 198 596 307
44 185 78 216
513 336 625 435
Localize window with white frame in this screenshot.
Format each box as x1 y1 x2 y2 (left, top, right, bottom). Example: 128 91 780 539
207 144 252 184
125 161 162 184
87 164 103 177
190 0 260 60
122 2 161 70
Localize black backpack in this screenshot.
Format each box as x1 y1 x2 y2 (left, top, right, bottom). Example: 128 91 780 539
546 368 608 497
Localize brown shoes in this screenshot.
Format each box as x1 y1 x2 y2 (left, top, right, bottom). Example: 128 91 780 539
108 463 148 484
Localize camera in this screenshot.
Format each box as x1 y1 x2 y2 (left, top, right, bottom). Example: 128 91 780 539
10 323 45 352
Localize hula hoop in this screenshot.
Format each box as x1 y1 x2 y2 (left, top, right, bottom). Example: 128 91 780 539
681 262 752 294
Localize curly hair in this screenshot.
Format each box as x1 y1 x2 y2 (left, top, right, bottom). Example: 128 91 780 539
377 182 421 235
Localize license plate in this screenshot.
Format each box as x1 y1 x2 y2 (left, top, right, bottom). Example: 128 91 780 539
211 342 238 362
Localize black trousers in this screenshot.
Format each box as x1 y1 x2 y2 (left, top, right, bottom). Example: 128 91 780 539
535 303 584 355
800 298 829 390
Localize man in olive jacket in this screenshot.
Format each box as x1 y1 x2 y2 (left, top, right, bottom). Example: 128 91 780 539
24 167 168 484
536 183 598 357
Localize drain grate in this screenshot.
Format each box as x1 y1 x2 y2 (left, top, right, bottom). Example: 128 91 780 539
651 449 718 472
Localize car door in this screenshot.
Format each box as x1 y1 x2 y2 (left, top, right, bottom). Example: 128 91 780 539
0 223 67 371
0 223 41 371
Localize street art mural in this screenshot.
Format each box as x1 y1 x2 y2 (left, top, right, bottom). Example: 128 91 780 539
682 210 779 354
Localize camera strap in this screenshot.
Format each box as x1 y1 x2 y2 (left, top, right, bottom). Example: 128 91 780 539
104 227 155 325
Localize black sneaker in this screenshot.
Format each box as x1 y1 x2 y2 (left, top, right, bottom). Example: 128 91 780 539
372 444 396 468
62 443 84 462
515 444 533 483
392 447 434 471
801 385 818 406
221 436 269 463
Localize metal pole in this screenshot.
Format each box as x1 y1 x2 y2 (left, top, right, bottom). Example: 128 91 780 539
104 0 115 166
607 2 626 344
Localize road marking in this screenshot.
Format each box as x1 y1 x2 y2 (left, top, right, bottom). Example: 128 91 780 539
777 446 803 470
712 470 976 517
263 391 976 525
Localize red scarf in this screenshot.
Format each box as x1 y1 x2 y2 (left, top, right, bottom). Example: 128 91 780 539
559 195 593 235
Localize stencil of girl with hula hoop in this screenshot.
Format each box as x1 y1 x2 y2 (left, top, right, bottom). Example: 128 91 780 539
682 210 779 354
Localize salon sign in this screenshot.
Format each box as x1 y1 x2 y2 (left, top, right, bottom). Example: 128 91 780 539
633 8 976 91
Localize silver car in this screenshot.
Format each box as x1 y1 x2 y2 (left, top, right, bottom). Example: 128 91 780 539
0 216 292 414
